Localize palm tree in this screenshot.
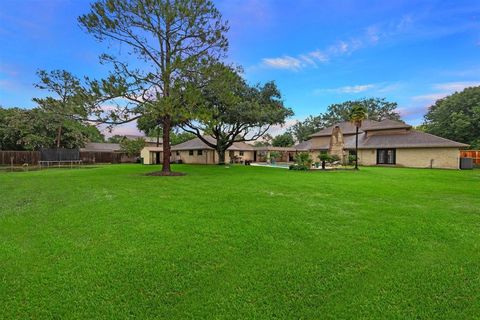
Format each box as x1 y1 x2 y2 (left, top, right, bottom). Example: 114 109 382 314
349 105 368 170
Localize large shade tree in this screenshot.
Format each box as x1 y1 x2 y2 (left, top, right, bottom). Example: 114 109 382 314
423 86 480 149
322 98 400 126
79 0 229 173
180 64 293 164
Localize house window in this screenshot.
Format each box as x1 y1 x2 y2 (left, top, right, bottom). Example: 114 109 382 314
197 150 203 156
189 150 194 156
377 149 396 164
239 151 244 156
176 151 180 156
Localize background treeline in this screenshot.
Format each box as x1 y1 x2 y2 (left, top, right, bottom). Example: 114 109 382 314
0 107 104 151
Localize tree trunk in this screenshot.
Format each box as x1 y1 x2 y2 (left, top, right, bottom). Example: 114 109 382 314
156 126 160 147
322 160 326 170
217 148 226 165
162 116 171 173
56 126 62 148
355 126 359 170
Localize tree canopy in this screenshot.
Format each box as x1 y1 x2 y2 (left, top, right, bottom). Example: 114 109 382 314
322 98 400 126
272 132 295 147
79 0 229 173
423 86 480 149
288 97 401 142
120 137 145 157
0 107 104 150
33 70 89 148
287 115 324 143
180 63 293 163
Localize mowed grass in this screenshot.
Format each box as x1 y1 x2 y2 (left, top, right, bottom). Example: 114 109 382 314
1 165 479 319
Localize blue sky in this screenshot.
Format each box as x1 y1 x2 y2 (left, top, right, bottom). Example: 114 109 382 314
1 0 479 136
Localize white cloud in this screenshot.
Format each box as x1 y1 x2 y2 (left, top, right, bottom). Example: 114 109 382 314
260 16 414 71
336 84 375 93
262 56 303 71
396 105 429 122
308 50 329 62
433 81 480 92
314 83 376 95
262 49 330 70
266 118 299 136
412 81 480 103
101 121 142 138
412 93 448 101
375 82 402 93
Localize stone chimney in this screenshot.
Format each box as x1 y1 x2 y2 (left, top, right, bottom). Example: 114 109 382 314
329 126 345 161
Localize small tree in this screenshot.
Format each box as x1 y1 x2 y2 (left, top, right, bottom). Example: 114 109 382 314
349 105 367 170
269 151 281 164
120 138 145 157
318 152 332 169
290 152 312 170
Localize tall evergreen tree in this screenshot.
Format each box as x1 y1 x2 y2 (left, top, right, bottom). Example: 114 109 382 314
79 0 229 174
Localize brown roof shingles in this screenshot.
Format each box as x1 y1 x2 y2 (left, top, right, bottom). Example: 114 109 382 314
362 119 411 131
299 120 469 150
171 136 255 151
356 130 469 149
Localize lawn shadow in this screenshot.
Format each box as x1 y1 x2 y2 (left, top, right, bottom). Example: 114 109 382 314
145 171 186 177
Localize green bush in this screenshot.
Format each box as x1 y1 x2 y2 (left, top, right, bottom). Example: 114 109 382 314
318 152 332 162
269 151 281 163
289 164 309 171
294 152 312 168
348 154 358 165
330 154 341 162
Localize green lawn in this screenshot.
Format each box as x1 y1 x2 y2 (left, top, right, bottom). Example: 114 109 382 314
1 165 479 319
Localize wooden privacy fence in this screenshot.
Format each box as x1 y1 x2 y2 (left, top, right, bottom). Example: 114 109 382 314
79 151 136 164
0 150 136 165
0 151 40 165
460 150 480 165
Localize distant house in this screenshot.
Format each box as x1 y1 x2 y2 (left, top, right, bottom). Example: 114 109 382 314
296 119 468 169
138 137 163 165
170 136 255 164
80 142 121 152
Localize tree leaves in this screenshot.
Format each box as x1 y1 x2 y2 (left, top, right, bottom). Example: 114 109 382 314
423 86 480 148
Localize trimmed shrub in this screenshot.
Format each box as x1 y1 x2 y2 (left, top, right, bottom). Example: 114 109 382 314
289 164 309 171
